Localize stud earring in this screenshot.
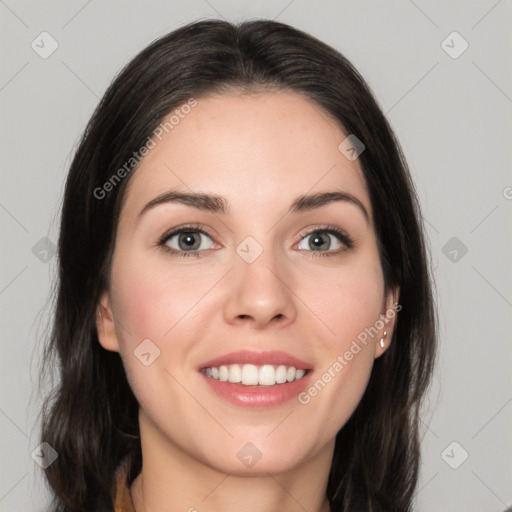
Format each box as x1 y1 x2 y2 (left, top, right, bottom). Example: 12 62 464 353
379 331 387 348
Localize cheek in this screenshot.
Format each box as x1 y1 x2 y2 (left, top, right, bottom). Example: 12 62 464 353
309 257 385 352
109 259 195 414
108 250 220 404
308 256 384 420
110 251 210 345
113 278 168 345
296 266 383 444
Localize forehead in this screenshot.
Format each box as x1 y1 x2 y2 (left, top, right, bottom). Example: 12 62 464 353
120 90 371 225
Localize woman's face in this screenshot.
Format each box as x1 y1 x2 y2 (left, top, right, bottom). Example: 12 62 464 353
97 90 398 475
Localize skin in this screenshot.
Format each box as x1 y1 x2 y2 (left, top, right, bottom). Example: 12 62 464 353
96 90 399 512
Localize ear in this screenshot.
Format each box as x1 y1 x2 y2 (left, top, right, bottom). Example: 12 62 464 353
374 285 400 359
96 290 120 352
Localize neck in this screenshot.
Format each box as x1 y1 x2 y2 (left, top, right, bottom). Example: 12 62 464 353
129 412 333 512
130 471 332 512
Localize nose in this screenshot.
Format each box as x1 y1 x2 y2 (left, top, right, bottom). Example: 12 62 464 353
223 243 297 329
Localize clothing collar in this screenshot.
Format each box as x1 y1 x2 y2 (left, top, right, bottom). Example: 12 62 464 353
113 456 136 512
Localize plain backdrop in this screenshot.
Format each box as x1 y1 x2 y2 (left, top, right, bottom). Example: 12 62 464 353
1 1 511 511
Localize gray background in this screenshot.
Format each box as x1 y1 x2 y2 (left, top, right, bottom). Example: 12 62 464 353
1 0 511 510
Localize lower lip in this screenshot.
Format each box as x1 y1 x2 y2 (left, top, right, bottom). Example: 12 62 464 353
200 371 313 408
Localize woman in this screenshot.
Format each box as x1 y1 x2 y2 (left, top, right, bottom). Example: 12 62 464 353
38 18 438 512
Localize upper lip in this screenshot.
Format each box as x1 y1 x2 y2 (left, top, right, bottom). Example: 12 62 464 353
199 350 313 370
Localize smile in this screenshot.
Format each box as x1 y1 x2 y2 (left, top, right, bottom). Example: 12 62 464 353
202 364 308 386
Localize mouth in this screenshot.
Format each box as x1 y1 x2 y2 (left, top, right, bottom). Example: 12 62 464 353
197 350 313 407
201 364 310 386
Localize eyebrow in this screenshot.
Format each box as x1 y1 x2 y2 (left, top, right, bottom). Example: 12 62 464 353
137 189 370 224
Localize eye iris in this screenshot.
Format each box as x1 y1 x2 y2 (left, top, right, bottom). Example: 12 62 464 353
310 232 330 251
179 232 200 250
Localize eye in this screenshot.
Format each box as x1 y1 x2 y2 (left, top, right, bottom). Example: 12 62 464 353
296 226 354 257
158 224 354 258
158 224 217 258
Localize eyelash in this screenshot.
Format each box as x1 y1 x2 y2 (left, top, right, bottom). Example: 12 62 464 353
157 223 355 258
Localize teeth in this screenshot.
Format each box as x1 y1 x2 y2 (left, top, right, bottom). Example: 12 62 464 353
242 364 259 385
258 365 275 386
203 363 308 386
228 364 242 383
219 365 229 382
275 365 287 383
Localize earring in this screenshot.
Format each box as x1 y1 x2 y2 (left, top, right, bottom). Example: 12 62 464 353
379 331 387 348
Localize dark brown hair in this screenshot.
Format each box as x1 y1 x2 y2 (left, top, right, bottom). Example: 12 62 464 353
38 18 438 512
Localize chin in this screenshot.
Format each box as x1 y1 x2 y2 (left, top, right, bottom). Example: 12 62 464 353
198 441 312 476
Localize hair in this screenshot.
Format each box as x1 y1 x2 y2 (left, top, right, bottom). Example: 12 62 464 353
37 18 438 512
